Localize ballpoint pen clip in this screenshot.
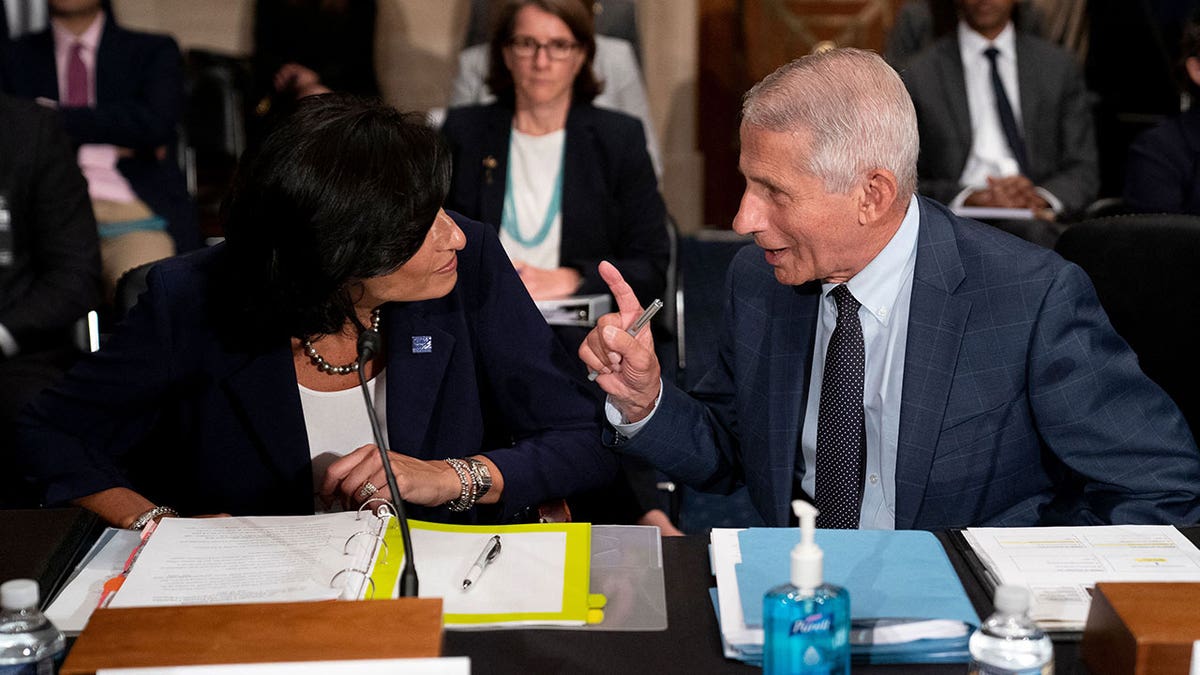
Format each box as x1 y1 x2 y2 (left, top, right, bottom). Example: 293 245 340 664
586 298 663 382
484 534 502 563
462 535 502 590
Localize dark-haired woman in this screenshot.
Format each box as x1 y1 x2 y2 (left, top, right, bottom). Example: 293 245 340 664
17 94 617 529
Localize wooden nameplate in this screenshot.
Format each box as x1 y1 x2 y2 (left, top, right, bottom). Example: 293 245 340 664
61 598 442 675
1080 582 1200 675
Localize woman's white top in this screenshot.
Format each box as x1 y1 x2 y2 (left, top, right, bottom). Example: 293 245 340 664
299 370 388 512
500 128 565 269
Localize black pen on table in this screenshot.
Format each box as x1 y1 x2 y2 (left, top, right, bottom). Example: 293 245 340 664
462 535 502 590
587 298 663 382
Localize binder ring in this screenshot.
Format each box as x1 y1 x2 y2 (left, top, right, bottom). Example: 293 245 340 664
356 498 395 520
330 567 376 599
344 530 389 560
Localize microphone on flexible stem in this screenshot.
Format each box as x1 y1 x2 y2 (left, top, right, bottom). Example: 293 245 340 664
356 327 419 597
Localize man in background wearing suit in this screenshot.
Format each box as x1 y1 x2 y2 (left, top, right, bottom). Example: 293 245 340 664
0 93 100 507
1 0 197 294
579 48 1200 530
901 0 1098 216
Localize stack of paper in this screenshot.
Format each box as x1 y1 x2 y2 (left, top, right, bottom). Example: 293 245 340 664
111 513 386 607
962 525 1200 631
710 528 979 665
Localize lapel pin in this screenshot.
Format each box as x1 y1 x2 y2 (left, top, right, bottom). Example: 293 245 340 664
412 336 433 354
483 155 497 185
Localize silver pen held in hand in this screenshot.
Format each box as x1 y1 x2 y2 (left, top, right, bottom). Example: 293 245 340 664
462 535 502 590
587 298 663 382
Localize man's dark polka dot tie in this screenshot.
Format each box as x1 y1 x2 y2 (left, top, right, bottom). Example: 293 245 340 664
814 284 866 529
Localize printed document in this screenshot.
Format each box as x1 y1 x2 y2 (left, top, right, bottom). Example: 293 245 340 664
110 513 380 607
963 525 1200 630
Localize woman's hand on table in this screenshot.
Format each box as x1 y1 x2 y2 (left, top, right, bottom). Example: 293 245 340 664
319 445 500 510
513 262 581 300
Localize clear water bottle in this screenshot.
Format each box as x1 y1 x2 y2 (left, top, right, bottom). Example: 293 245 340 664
0 579 66 675
968 584 1054 675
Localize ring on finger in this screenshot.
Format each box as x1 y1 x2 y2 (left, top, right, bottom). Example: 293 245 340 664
357 481 378 501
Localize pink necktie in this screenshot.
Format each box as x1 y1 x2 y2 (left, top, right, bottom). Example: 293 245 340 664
65 42 89 107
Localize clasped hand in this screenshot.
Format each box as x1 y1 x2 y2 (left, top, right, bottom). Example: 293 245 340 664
512 261 582 300
578 261 662 423
965 174 1052 213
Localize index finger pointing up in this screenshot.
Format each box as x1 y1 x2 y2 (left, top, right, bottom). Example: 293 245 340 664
598 261 645 324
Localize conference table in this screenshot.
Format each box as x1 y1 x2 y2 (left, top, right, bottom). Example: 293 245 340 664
4 508 1196 674
446 534 1103 675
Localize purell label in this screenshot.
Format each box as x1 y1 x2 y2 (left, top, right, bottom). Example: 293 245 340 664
789 612 832 636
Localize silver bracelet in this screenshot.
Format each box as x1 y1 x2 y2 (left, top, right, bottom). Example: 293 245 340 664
466 458 492 502
129 505 179 531
444 458 477 512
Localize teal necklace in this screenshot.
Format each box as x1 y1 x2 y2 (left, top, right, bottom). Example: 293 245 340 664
500 130 564 249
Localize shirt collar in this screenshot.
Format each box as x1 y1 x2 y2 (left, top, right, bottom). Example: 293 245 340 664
51 10 105 51
824 194 920 327
957 19 1016 60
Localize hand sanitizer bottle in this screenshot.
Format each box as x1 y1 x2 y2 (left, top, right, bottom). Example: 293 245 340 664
762 501 851 674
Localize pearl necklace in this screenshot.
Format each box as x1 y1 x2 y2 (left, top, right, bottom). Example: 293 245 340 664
302 309 381 375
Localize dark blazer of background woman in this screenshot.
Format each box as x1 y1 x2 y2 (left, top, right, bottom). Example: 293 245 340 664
441 102 669 308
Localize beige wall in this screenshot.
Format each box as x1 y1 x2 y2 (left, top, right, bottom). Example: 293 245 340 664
113 0 703 231
114 0 253 54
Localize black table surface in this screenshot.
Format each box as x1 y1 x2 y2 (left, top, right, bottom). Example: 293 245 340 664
8 509 1197 674
0 508 101 602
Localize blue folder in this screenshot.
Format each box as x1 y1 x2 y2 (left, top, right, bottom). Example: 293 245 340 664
734 528 980 663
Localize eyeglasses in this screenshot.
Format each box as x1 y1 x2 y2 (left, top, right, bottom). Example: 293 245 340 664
507 36 579 61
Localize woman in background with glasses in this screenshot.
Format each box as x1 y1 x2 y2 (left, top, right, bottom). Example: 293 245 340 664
440 0 675 532
441 0 667 315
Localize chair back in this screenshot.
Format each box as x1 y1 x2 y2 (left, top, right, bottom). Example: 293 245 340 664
675 230 754 390
184 49 251 161
183 49 252 238
653 214 680 383
1055 214 1200 436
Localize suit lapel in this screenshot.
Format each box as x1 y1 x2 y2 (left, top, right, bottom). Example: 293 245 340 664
895 198 971 529
94 21 120 105
936 40 973 160
480 106 513 230
29 31 59 101
765 282 819 525
381 302 455 456
223 344 312 490
560 105 591 264
1014 34 1038 168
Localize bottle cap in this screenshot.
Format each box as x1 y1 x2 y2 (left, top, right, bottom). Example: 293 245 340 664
0 579 39 610
993 584 1031 614
790 500 823 591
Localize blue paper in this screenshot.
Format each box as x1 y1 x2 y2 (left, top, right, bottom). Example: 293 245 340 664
735 529 979 630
